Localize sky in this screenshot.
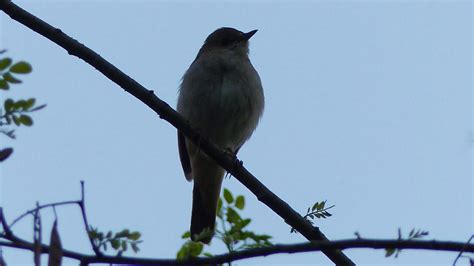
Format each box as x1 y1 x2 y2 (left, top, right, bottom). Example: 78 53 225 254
0 0 472 265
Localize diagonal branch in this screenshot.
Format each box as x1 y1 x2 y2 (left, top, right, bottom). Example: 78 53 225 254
0 1 353 265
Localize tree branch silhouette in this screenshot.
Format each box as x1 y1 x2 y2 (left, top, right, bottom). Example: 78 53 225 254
0 0 353 265
1 210 473 266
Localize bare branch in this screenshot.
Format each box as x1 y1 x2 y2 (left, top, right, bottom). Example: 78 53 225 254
78 181 101 256
0 1 353 265
9 201 79 228
0 237 473 265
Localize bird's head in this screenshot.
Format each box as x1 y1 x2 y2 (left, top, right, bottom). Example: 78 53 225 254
199 27 257 56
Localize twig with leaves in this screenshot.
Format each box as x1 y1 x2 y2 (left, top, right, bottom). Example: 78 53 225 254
177 189 272 263
0 181 143 265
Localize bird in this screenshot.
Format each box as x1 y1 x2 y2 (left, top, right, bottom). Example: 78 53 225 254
177 27 264 243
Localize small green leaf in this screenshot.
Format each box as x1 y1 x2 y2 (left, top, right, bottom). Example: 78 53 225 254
128 231 141 241
385 248 396 257
12 115 20 126
4 99 14 112
226 207 241 223
23 98 35 110
13 100 27 110
319 201 326 210
110 239 120 249
0 58 12 70
88 230 98 239
223 188 233 204
217 197 223 216
0 79 9 90
3 72 21 84
9 61 32 74
189 242 203 257
239 218 251 229
19 115 33 126
235 195 245 210
202 252 213 257
121 240 128 251
181 231 191 239
115 229 130 238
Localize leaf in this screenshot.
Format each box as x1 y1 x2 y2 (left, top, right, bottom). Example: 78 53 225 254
239 218 251 229
12 115 20 126
3 72 21 84
128 231 141 241
23 98 36 110
189 242 203 257
131 242 139 253
235 195 245 210
319 201 326 210
226 207 241 224
385 248 396 257
110 239 120 249
217 197 223 217
115 229 130 238
0 79 9 90
4 99 14 112
312 202 319 211
0 148 13 162
181 231 191 239
13 100 26 110
0 58 12 70
48 220 63 266
121 240 127 251
19 115 33 126
9 61 32 74
223 188 233 204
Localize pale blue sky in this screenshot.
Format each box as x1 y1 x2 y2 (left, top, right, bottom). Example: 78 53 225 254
1 1 472 265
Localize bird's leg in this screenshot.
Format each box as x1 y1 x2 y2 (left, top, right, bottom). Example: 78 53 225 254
223 147 243 179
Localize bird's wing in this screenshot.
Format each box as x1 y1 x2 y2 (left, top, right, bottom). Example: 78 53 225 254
178 131 193 181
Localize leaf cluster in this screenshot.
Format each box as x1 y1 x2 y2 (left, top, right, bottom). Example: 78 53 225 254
2 98 45 129
177 188 272 262
0 54 32 90
291 200 334 233
88 227 142 256
0 52 45 162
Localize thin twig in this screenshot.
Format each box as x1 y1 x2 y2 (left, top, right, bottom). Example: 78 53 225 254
0 1 353 264
9 200 80 228
453 235 474 266
33 202 41 266
78 181 101 256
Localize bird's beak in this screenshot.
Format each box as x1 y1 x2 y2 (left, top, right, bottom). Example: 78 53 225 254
242 29 258 41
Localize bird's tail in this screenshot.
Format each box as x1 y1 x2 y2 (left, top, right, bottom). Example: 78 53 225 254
189 155 224 244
